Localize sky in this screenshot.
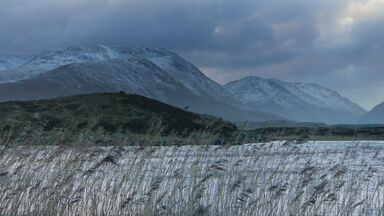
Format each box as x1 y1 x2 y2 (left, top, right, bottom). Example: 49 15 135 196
0 0 383 110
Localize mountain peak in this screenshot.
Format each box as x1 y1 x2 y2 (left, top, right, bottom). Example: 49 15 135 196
360 101 384 124
224 76 366 123
0 44 271 122
61 44 173 59
230 75 263 83
0 44 181 84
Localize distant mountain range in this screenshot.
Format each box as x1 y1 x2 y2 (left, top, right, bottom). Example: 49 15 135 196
0 45 369 124
359 102 384 124
224 76 366 124
0 45 282 122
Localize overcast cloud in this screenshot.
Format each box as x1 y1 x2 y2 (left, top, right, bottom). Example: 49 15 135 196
0 0 383 110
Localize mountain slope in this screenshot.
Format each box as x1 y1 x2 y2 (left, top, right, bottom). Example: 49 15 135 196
224 76 366 124
0 58 284 122
125 46 234 101
0 45 130 83
359 102 384 124
0 45 232 101
0 92 237 138
0 55 30 71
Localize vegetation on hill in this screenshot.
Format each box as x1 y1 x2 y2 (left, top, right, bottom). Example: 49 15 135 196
0 92 237 144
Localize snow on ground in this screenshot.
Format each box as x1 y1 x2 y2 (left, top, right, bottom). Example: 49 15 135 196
1 141 384 215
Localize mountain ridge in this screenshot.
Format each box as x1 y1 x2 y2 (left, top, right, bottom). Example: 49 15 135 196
224 75 366 124
0 45 369 124
0 45 234 101
359 102 384 124
0 46 285 122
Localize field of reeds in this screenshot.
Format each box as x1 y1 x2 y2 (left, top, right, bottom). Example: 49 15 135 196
1 135 384 215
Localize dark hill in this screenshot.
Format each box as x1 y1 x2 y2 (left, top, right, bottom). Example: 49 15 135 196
0 92 237 139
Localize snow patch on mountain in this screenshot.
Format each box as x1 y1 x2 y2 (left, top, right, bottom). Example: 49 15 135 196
0 45 232 102
225 76 366 123
0 55 30 71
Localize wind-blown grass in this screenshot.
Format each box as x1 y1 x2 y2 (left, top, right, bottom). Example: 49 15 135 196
1 138 384 215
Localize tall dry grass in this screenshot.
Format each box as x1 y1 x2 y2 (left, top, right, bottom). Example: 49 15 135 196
1 125 384 216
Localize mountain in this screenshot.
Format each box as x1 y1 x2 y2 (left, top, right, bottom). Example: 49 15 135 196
359 102 384 124
0 45 128 83
0 45 232 101
0 55 31 71
224 76 366 124
0 45 235 101
0 45 284 122
0 92 237 139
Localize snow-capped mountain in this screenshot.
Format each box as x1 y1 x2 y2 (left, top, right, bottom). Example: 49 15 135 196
127 46 234 101
3 45 368 124
0 45 232 102
0 55 31 71
0 46 284 122
359 102 384 124
0 45 131 84
224 76 367 123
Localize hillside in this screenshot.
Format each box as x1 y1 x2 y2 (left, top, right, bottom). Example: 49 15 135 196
0 92 237 140
360 102 384 124
225 76 366 124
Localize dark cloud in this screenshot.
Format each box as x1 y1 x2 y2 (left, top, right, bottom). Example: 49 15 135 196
0 0 383 109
